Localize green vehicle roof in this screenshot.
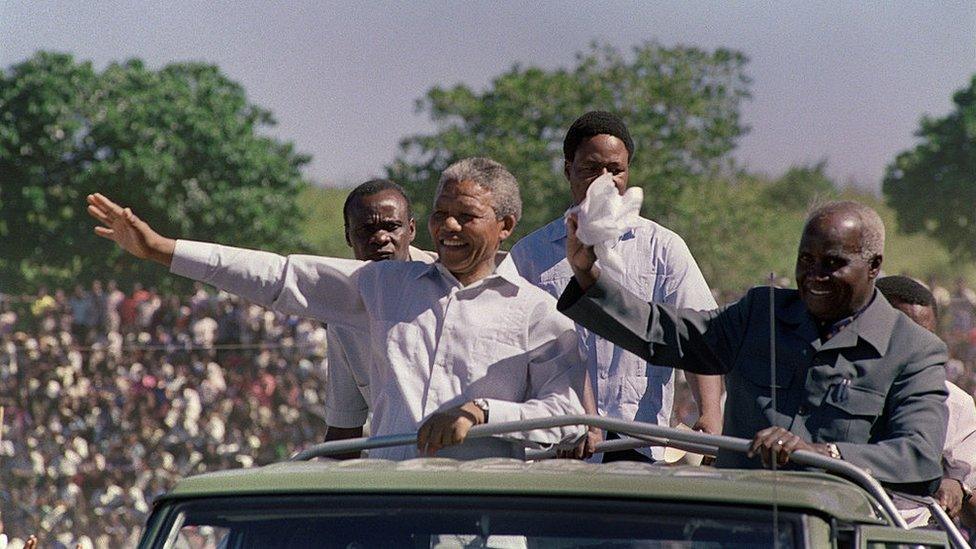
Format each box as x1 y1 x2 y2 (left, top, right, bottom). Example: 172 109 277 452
160 458 885 525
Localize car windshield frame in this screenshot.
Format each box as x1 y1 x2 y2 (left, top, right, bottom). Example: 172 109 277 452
144 493 806 549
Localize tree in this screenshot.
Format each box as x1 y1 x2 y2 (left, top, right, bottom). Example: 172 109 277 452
662 174 808 293
761 160 835 210
883 75 976 261
387 42 751 249
0 52 310 292
300 186 355 260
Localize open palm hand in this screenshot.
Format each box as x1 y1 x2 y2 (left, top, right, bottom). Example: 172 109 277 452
87 193 175 265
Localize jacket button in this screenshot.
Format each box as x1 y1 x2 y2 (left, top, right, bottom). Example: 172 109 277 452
798 405 809 415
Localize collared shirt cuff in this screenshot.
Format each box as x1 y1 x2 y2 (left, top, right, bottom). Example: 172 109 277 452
482 398 519 425
325 405 368 429
170 240 216 281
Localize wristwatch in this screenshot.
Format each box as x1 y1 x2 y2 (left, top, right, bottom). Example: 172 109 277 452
826 443 842 460
472 398 490 424
963 484 973 504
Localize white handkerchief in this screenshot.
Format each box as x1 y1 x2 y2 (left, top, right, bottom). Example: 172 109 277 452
564 173 643 274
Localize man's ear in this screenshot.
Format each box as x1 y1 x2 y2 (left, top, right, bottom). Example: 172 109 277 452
498 215 517 241
563 159 572 181
344 227 352 248
868 254 883 278
407 218 417 243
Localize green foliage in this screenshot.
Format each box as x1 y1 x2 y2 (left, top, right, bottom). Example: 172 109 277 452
761 160 835 210
668 161 838 292
0 52 310 292
883 75 976 261
387 42 751 249
300 185 354 259
837 189 976 284
663 175 810 293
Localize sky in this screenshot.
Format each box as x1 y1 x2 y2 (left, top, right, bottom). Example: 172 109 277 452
2 1 974 192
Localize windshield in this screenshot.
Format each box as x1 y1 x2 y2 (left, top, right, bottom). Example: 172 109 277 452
149 495 798 548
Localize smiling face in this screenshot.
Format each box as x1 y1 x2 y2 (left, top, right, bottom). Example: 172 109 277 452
345 189 415 261
427 179 515 286
795 212 882 322
565 134 630 205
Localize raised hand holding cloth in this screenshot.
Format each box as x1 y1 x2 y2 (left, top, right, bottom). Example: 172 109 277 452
564 173 643 274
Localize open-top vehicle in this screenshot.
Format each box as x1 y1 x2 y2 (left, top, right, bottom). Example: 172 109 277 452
138 415 970 548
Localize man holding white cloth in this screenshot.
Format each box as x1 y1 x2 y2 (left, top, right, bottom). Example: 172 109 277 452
87 157 585 461
510 111 722 462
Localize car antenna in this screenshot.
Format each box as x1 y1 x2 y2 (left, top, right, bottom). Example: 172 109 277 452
769 273 780 549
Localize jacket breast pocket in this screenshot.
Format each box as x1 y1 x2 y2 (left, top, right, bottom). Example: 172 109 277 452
818 384 887 442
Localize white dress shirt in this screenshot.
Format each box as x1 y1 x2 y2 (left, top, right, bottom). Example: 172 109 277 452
897 381 976 527
509 216 716 459
324 246 437 428
943 381 976 491
171 241 585 460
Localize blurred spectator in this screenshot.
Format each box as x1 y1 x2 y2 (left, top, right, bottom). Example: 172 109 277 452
3 276 976 546
0 282 328 548
104 281 124 334
68 285 94 342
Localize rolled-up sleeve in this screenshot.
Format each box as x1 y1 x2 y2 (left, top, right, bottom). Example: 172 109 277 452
486 303 586 447
171 240 369 329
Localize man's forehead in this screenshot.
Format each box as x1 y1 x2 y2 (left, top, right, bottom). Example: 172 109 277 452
801 214 863 248
350 192 408 216
577 134 628 159
435 181 491 205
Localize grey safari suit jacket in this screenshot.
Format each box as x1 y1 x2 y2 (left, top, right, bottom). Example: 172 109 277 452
558 277 949 494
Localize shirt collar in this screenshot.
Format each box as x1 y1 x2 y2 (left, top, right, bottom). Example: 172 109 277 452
817 292 875 343
778 288 897 353
549 217 568 242
415 251 523 291
840 289 898 353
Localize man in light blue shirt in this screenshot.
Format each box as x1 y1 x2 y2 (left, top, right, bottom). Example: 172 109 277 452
509 111 723 461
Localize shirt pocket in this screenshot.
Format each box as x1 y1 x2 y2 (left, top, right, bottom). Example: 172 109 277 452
818 383 887 442
623 270 657 299
464 337 527 400
367 319 430 380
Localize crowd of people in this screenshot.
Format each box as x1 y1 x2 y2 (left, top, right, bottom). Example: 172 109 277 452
0 282 331 548
2 110 975 547
2 272 975 546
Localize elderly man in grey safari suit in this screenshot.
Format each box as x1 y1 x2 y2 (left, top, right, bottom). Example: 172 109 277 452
557 200 948 494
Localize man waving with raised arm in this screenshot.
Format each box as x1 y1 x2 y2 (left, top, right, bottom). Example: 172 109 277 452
558 200 949 495
88 157 586 461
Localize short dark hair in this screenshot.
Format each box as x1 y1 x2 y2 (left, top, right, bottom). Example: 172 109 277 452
876 275 938 318
342 179 412 230
563 111 635 162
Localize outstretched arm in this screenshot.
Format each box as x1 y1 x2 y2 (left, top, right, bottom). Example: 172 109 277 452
88 193 369 328
87 193 176 266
